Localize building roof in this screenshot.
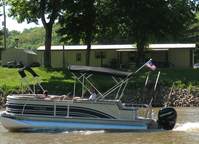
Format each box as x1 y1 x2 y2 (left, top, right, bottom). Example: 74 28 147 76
116 48 169 52
37 44 196 51
24 49 37 55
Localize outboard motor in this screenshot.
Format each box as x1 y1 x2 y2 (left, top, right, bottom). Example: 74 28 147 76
157 107 177 130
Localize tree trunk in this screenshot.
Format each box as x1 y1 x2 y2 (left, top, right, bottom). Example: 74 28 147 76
136 40 145 67
44 24 53 68
85 32 92 66
86 43 91 66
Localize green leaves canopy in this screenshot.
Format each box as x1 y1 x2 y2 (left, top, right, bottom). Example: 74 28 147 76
114 0 197 65
58 0 97 65
58 0 96 44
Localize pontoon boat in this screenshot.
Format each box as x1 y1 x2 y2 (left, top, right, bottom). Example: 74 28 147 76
0 60 177 131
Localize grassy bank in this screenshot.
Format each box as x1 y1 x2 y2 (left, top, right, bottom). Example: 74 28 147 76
0 67 199 106
131 68 199 88
1 67 199 92
0 67 75 96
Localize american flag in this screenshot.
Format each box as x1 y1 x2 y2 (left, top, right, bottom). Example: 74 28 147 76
145 60 156 71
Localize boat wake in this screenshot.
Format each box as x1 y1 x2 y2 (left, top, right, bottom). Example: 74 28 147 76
19 128 105 134
173 122 199 132
62 130 105 135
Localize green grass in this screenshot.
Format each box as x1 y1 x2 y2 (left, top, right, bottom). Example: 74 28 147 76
129 68 199 88
1 67 199 96
0 68 21 88
0 67 75 95
0 67 70 87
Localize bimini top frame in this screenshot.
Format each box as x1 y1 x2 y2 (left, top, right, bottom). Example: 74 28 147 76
68 59 152 100
68 65 132 78
18 65 45 94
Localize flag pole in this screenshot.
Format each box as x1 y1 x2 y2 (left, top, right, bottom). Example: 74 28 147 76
154 71 161 91
135 58 152 74
145 71 150 87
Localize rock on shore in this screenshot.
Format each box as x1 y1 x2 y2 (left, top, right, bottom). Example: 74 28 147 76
0 94 6 109
167 88 199 107
0 86 199 107
124 85 199 107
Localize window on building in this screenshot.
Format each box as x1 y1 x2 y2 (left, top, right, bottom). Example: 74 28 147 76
76 53 81 62
95 51 106 59
128 52 135 61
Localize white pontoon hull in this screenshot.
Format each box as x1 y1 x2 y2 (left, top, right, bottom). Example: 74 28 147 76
0 113 150 131
0 95 158 131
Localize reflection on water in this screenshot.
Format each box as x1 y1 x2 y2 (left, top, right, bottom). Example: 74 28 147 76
0 107 199 144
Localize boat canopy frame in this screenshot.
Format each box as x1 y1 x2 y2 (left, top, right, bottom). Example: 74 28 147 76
18 65 45 94
17 59 154 101
70 70 131 100
68 59 152 100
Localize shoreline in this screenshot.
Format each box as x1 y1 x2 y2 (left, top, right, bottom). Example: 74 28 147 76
0 87 199 108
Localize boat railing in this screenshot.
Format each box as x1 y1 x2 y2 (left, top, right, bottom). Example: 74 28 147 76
17 99 74 118
21 103 27 115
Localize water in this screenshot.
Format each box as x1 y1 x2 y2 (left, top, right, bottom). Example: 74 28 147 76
0 107 199 144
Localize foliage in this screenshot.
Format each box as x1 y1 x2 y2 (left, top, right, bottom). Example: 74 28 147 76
183 12 199 63
58 0 95 44
6 0 63 67
7 25 61 49
58 0 97 65
182 12 199 42
113 0 197 65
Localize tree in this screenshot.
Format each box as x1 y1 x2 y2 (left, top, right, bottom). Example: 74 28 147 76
0 30 3 47
95 0 130 44
58 0 96 66
6 0 62 67
115 0 197 66
0 2 4 47
7 30 20 48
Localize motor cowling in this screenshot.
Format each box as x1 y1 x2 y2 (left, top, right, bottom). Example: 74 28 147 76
157 107 177 130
